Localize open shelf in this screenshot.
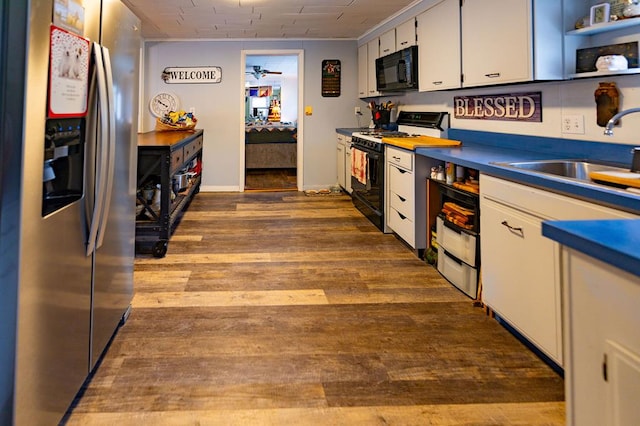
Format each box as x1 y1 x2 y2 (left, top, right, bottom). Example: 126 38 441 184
566 17 640 36
569 68 640 79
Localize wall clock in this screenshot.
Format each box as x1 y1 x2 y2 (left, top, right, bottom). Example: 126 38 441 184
149 92 179 117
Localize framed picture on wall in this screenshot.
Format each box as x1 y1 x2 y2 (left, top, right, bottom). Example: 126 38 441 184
590 3 611 25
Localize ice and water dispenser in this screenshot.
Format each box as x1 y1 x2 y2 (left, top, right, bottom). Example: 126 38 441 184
42 117 85 216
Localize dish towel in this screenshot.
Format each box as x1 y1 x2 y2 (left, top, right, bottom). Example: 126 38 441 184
350 147 368 185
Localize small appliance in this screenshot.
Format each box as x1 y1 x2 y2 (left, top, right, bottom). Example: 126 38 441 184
375 45 419 92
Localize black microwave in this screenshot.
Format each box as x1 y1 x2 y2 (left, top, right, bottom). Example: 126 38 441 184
375 45 418 92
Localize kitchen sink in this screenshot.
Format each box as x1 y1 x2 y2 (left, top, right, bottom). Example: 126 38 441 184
492 159 630 182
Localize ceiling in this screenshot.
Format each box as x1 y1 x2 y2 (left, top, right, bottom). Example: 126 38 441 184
121 0 418 40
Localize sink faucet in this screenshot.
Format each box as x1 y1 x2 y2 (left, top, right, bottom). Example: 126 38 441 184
603 107 640 135
603 108 640 172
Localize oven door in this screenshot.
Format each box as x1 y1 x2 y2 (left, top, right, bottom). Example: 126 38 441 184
351 147 384 214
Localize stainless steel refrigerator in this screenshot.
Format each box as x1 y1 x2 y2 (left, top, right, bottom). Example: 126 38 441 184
12 0 140 424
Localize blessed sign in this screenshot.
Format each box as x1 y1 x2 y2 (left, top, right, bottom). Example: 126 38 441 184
161 66 222 84
454 92 542 122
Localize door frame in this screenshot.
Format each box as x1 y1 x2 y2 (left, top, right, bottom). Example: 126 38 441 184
240 49 304 191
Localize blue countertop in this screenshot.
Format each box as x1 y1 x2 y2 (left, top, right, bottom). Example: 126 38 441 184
336 127 370 136
542 220 640 278
415 129 640 214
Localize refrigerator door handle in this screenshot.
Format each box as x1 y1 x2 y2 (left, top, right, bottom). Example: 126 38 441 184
96 46 116 249
86 42 109 257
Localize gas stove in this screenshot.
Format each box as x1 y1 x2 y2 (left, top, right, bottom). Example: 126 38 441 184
352 111 448 152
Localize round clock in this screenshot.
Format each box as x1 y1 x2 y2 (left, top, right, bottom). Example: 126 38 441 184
149 92 179 117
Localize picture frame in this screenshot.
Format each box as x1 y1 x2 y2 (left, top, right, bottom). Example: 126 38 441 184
590 3 611 26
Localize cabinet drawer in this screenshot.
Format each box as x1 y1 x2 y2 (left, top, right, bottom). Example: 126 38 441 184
389 206 415 246
389 164 413 200
170 147 184 174
387 148 413 171
390 190 414 220
436 216 477 267
184 136 203 162
437 248 478 299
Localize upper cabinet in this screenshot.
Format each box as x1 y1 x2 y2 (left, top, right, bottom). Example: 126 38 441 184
395 18 416 51
357 44 368 97
563 0 640 79
417 0 461 91
380 29 396 56
358 18 416 98
461 0 563 87
367 38 381 97
357 39 381 98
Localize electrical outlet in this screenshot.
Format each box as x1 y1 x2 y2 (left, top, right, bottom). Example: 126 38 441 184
354 106 361 115
562 114 585 134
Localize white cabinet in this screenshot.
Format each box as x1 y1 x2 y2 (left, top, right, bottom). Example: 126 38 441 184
336 133 352 194
385 146 432 252
480 174 636 365
417 0 461 91
395 18 416 51
366 39 380 97
357 44 368 97
461 0 563 87
561 248 640 426
379 29 396 57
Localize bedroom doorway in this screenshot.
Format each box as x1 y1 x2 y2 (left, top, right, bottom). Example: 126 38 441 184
241 51 302 191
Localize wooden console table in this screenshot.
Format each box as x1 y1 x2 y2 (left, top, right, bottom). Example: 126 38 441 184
135 129 203 257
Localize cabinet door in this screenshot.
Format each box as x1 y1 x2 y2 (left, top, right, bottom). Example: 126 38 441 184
461 0 531 87
418 0 461 91
336 136 345 190
367 39 380 97
345 139 352 194
395 18 416 50
379 29 396 56
480 197 561 364
357 44 368 97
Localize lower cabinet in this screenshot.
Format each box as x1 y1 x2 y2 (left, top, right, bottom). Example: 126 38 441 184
336 133 352 193
480 174 637 366
561 248 640 426
385 146 432 254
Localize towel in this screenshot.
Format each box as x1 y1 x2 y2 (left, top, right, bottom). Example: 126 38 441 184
350 147 368 185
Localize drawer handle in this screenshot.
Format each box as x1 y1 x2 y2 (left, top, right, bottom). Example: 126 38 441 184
392 156 401 161
501 220 524 237
432 81 443 85
397 195 406 202
485 72 501 78
397 211 407 220
400 41 408 46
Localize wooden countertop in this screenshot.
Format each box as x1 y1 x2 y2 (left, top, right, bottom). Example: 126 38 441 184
138 129 203 147
382 135 461 151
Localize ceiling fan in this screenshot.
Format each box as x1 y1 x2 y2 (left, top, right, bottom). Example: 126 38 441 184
246 65 282 79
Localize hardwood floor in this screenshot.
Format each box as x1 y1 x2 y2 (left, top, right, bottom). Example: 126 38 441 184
64 191 565 425
245 168 297 191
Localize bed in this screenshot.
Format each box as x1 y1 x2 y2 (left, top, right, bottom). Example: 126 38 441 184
245 124 297 169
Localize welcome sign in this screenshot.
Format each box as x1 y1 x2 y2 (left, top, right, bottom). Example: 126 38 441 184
454 91 542 122
161 66 222 84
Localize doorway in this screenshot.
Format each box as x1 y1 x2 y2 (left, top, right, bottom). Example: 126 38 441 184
241 50 303 191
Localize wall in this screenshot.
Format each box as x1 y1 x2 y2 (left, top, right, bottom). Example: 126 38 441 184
143 39 360 191
371 75 640 146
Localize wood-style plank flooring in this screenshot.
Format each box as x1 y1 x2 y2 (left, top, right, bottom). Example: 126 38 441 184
65 191 565 425
245 168 297 190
